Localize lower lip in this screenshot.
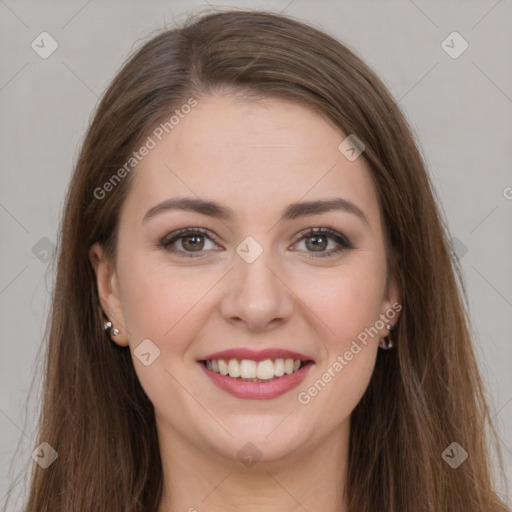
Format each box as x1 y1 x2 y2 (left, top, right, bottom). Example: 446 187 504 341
199 362 314 400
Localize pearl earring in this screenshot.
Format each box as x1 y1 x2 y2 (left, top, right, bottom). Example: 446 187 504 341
378 324 395 350
103 320 120 338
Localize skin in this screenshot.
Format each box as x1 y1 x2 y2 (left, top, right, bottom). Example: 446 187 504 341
90 94 401 512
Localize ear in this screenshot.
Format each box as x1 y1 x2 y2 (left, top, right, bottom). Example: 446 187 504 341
379 266 402 336
89 242 129 346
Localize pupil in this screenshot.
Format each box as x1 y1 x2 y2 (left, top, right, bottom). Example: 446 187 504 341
307 235 326 251
183 235 204 251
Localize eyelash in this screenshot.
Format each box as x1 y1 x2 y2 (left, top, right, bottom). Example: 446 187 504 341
159 227 353 259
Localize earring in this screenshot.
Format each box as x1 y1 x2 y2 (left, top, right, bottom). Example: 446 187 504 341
378 324 395 350
103 320 120 339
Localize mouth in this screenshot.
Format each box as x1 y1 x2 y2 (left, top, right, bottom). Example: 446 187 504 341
198 356 315 400
200 357 312 381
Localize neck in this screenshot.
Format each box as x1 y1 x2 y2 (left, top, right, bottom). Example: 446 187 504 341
156 421 350 512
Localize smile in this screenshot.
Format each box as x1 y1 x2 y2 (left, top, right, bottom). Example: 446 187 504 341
204 358 305 380
199 356 314 400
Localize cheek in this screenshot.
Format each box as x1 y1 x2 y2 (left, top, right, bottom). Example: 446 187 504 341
293 270 381 426
295 260 387 349
116 246 212 346
115 249 217 412
291 255 386 413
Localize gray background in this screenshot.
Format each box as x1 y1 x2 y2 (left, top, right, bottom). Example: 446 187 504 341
1 0 511 507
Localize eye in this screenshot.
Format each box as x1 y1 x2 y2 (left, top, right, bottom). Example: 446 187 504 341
292 227 353 259
159 226 354 259
159 228 220 258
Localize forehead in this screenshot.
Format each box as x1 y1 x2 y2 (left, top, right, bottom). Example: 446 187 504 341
121 94 381 229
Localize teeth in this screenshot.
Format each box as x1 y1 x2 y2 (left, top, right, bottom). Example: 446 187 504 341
284 359 294 375
240 359 257 378
256 359 275 380
228 359 240 378
218 359 229 375
274 358 285 377
204 358 305 380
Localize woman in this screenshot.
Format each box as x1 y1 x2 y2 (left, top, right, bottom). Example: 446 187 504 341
11 9 509 512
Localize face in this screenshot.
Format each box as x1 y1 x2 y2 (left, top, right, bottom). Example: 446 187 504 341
90 94 401 466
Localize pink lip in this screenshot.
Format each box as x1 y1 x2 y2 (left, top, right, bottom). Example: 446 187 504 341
199 361 314 400
200 348 313 362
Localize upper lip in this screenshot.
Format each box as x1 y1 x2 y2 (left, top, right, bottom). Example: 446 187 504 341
200 348 314 362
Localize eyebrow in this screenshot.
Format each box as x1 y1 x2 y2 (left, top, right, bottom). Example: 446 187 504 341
142 196 370 226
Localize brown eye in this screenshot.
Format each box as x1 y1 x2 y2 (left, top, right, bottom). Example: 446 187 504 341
180 234 205 251
294 227 353 259
304 234 329 252
160 228 220 257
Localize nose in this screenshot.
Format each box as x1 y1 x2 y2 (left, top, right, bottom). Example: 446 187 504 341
219 247 294 332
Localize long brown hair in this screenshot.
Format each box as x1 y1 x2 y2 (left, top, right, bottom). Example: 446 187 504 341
4 9 508 511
